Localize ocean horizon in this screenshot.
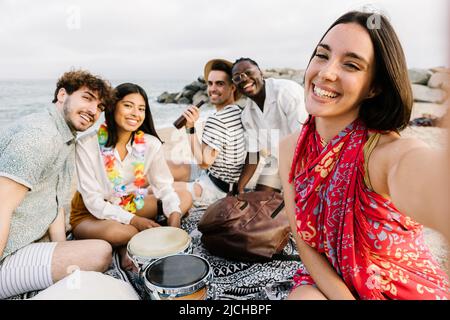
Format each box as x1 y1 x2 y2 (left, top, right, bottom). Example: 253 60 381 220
0 79 217 132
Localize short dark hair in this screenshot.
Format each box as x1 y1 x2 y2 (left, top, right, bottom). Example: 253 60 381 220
210 61 233 82
104 83 162 148
308 11 413 131
232 57 261 72
52 69 114 107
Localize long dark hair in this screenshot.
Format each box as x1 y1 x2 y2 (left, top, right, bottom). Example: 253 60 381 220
307 11 413 131
104 83 162 147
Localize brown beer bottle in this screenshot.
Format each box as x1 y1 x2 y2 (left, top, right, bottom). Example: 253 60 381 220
173 100 206 129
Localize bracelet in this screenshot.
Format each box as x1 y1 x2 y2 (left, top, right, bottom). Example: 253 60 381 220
185 126 196 134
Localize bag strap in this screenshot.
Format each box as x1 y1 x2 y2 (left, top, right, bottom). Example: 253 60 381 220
271 253 301 261
271 200 285 218
235 193 286 219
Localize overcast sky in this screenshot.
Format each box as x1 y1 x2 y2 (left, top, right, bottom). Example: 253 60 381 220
0 0 448 80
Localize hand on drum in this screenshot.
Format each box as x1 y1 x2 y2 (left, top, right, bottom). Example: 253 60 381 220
130 216 160 231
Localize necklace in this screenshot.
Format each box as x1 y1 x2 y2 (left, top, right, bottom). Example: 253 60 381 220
98 123 147 214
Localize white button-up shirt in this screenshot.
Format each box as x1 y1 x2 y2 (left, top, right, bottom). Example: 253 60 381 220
241 78 308 175
75 131 180 224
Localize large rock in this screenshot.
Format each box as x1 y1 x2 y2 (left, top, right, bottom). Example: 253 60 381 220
412 84 447 104
181 89 196 100
156 91 178 104
157 91 170 103
174 91 184 102
192 90 209 106
184 80 207 92
408 68 432 85
428 72 450 91
177 97 191 105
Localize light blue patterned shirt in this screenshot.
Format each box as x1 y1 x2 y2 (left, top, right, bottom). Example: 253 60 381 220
0 106 76 260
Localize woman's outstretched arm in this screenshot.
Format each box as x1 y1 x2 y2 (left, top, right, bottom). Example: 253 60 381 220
370 135 448 239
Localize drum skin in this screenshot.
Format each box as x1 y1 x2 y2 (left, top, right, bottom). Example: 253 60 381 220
127 227 192 269
128 227 191 258
143 254 213 300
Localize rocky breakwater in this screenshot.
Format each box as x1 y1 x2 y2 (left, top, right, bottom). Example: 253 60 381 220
157 77 209 106
409 67 449 104
157 67 449 108
407 68 449 127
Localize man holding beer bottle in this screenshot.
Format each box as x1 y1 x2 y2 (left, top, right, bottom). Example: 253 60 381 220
168 59 246 206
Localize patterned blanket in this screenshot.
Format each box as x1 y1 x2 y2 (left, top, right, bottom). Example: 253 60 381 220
10 205 302 300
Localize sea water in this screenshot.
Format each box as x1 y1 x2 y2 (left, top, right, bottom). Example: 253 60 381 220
0 79 215 131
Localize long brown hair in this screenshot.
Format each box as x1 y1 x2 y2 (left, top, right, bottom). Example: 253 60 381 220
307 11 413 131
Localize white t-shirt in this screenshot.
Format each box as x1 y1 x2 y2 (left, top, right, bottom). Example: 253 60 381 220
241 78 308 175
75 131 181 224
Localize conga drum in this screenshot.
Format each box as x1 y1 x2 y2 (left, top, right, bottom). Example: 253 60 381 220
127 227 192 270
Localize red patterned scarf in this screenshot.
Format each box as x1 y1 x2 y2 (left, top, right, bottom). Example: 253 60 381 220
289 116 449 300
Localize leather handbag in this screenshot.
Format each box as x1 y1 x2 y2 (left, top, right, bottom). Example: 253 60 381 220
197 191 291 262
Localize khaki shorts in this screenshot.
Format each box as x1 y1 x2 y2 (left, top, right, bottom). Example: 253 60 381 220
70 191 96 230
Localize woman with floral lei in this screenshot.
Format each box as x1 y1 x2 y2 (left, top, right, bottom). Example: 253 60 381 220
70 83 192 270
279 11 449 299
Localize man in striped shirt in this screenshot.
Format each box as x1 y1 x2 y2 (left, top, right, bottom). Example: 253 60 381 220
169 59 246 206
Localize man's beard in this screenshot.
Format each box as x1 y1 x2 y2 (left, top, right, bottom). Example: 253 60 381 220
62 97 78 132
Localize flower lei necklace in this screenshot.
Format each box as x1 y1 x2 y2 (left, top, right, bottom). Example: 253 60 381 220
98 123 147 214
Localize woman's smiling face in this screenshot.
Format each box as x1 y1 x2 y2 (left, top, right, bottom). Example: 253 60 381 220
114 93 146 133
304 22 378 122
